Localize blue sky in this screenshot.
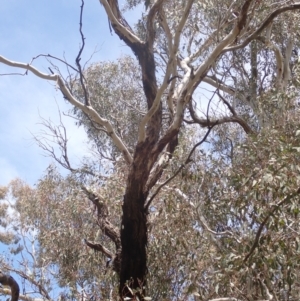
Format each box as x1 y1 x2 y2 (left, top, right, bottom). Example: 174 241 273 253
0 1 138 186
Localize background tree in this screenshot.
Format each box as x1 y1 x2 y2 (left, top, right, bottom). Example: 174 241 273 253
1 0 300 300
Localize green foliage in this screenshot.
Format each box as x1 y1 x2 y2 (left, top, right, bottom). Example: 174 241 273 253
71 56 146 159
1 0 300 300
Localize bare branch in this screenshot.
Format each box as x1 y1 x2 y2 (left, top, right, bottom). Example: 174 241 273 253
30 54 78 73
76 0 90 106
32 111 76 172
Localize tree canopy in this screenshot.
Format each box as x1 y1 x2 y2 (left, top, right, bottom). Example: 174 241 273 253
1 0 300 300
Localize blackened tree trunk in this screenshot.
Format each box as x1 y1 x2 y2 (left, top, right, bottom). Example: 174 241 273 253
120 187 148 298
119 141 160 299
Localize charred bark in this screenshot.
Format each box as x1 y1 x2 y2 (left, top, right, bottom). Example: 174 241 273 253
120 192 148 299
119 144 151 299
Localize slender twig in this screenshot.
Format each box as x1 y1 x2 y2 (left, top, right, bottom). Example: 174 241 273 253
0 72 25 76
217 92 236 116
76 0 90 106
4 268 51 300
30 54 78 73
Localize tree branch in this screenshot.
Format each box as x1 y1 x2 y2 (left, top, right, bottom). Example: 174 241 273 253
99 0 142 45
188 100 253 134
224 3 300 53
187 0 255 94
146 0 165 48
243 187 300 263
0 272 19 301
0 288 45 301
81 186 121 250
171 1 255 133
203 76 235 96
4 268 51 301
84 239 114 259
76 0 90 106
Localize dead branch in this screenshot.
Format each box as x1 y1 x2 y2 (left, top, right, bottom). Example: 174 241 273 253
76 0 90 106
81 186 121 250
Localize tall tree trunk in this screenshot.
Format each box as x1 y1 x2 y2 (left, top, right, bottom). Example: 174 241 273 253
120 190 148 299
119 143 153 300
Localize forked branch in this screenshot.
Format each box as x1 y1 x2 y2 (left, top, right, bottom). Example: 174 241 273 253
188 100 253 134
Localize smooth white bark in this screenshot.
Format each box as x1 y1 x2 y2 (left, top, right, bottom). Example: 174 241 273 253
99 0 142 45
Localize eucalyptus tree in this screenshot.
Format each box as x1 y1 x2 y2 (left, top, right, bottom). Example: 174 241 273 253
1 0 300 300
